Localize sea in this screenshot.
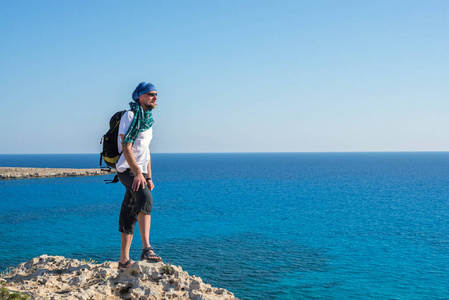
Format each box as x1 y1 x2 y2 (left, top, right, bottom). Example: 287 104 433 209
0 152 448 299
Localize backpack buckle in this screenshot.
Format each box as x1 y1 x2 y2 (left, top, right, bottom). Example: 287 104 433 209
101 166 112 172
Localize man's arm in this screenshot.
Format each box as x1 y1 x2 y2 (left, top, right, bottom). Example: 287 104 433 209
120 134 147 191
146 154 154 191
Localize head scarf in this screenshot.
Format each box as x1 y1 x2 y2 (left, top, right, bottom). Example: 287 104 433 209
132 82 157 102
122 82 156 144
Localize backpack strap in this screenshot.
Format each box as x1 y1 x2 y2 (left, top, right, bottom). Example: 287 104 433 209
104 174 119 184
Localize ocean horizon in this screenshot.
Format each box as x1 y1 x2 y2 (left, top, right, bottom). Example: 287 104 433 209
1 152 448 299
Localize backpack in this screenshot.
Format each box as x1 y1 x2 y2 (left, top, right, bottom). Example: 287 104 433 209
100 110 127 183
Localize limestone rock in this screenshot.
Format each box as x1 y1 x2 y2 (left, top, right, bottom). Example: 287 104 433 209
1 255 238 300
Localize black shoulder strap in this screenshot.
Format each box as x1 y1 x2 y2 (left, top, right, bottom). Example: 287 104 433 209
104 174 119 184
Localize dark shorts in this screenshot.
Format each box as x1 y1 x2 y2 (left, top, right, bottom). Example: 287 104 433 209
117 169 153 234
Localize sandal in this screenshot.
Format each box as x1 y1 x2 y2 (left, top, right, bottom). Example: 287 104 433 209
118 259 134 269
140 246 162 262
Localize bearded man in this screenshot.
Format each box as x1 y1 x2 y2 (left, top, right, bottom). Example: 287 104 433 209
115 82 161 268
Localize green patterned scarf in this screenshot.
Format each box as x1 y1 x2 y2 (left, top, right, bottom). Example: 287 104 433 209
122 101 154 145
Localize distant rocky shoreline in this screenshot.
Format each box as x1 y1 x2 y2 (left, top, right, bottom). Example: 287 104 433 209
0 255 238 299
0 167 114 180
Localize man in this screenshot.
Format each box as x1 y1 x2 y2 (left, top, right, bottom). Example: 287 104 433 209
116 82 161 269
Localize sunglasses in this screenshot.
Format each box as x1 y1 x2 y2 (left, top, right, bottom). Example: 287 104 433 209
146 92 157 97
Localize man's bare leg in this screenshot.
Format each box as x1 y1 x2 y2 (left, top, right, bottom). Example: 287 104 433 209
137 212 161 259
137 211 151 249
120 232 134 264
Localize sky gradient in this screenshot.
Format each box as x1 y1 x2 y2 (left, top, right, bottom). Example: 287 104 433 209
1 0 448 154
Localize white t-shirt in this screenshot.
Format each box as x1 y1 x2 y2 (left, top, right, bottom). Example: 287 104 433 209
116 111 153 173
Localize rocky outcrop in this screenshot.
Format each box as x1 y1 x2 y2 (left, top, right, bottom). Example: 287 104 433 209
0 168 114 180
0 255 238 300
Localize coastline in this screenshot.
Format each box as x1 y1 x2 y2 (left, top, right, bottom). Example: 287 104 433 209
0 255 238 299
0 167 114 180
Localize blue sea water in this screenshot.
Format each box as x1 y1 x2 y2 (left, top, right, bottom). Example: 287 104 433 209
0 152 448 299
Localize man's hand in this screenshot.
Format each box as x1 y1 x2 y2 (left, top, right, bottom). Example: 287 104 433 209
146 179 154 191
132 173 147 191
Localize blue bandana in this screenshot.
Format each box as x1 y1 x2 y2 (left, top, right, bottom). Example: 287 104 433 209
132 82 157 102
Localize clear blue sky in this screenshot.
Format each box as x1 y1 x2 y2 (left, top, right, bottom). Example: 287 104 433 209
1 0 448 154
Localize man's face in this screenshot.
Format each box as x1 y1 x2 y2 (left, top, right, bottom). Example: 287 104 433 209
138 91 158 110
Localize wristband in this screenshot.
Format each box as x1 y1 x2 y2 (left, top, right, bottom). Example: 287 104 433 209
146 177 152 181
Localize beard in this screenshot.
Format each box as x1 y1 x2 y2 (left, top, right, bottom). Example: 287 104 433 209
145 102 157 110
